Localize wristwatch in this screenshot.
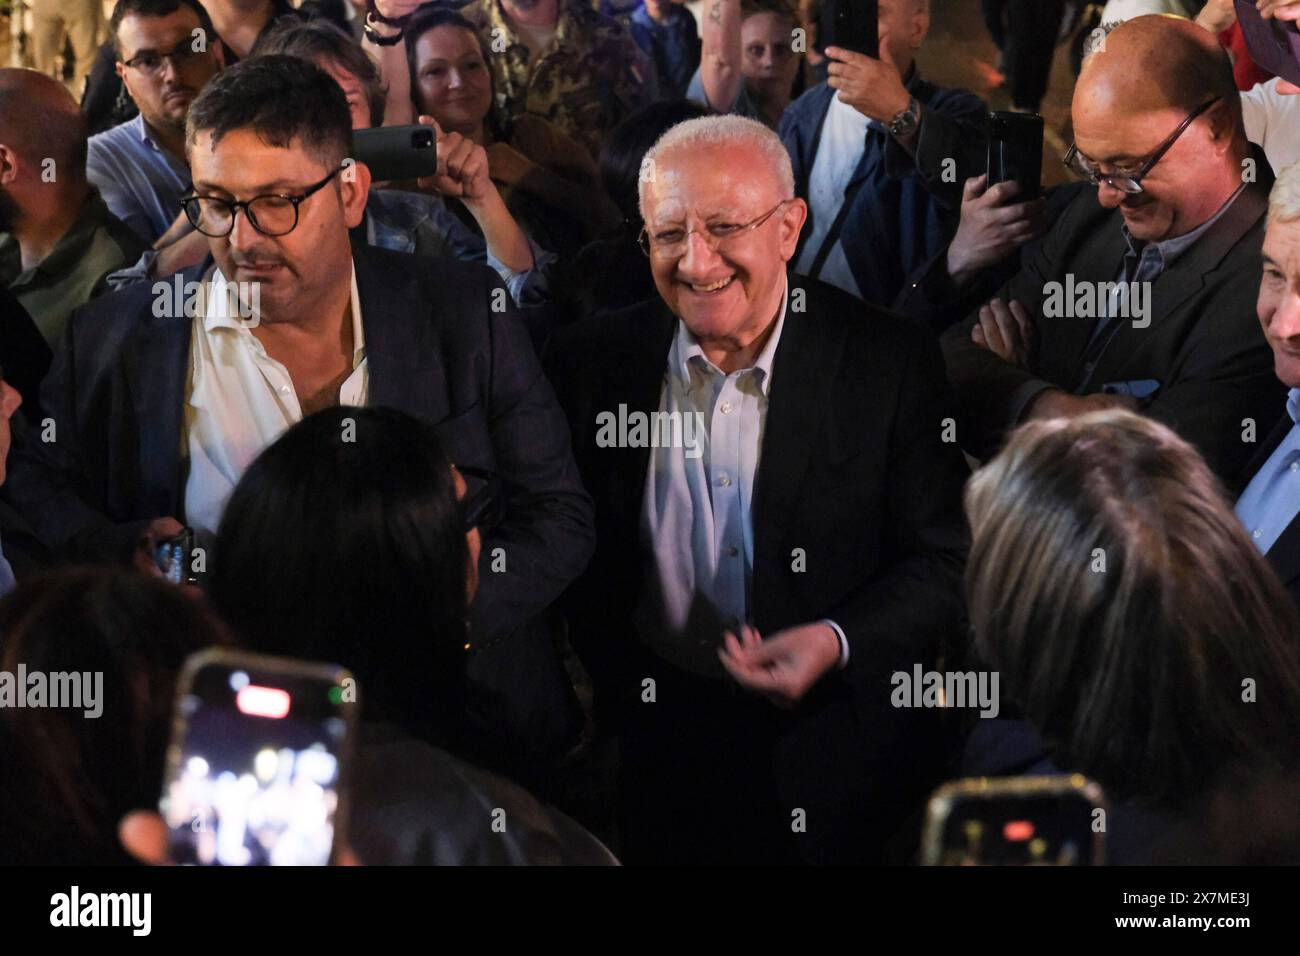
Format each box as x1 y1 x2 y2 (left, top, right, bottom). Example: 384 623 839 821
887 96 921 139
364 14 405 45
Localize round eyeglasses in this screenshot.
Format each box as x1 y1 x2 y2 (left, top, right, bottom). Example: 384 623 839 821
179 166 344 238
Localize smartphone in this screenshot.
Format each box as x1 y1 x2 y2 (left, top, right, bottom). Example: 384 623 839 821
160 649 358 866
987 111 1044 200
353 124 438 182
823 0 879 59
921 775 1108 865
1236 0 1300 87
154 528 198 586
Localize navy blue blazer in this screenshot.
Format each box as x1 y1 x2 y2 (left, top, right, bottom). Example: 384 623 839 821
779 75 988 309
7 243 595 648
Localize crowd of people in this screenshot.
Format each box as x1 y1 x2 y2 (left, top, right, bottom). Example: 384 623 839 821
2 0 1299 866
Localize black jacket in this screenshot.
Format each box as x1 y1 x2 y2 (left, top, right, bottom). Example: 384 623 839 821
937 154 1284 479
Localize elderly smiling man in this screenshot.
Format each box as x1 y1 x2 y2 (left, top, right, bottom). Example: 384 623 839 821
547 114 969 865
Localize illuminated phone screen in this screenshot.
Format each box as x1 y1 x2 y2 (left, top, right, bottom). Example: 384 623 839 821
161 656 352 866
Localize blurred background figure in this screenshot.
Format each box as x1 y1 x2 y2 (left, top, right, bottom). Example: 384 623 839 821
29 0 103 93
961 409 1300 863
0 568 233 865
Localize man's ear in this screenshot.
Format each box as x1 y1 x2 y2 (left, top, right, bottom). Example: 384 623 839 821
212 37 226 70
0 144 19 185
340 159 372 228
779 197 808 260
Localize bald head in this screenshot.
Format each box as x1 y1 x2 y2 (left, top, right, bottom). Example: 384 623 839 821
0 69 88 182
1076 16 1240 131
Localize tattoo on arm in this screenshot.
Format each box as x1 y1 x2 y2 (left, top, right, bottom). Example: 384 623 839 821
710 2 722 22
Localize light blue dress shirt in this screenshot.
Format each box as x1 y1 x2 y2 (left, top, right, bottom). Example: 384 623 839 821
87 113 192 245
0 536 15 598
1236 388 1300 555
637 279 848 676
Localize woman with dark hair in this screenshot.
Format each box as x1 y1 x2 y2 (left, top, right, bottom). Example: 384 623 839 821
209 405 473 744
403 5 621 258
210 407 615 865
961 409 1300 862
0 569 232 865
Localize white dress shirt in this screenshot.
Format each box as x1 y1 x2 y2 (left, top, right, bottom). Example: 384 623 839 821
637 277 848 676
182 264 367 538
793 93 871 299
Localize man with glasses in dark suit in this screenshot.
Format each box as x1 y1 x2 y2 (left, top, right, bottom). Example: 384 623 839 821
934 15 1284 480
7 55 594 774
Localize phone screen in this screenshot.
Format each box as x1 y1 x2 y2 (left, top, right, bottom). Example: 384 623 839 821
987 111 1044 200
161 652 355 866
933 791 1102 865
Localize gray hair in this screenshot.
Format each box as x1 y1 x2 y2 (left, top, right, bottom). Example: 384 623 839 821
638 114 795 221
1269 160 1300 226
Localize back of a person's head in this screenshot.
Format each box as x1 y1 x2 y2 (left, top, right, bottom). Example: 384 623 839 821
600 99 711 229
0 69 88 182
210 407 469 741
186 53 353 168
256 17 387 126
0 569 230 865
964 409 1300 810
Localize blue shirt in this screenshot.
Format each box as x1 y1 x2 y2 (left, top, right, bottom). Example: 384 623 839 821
0 536 14 598
629 5 701 100
87 113 191 245
1236 388 1300 555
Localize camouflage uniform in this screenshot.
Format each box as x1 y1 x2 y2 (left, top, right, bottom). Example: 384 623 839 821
461 0 659 158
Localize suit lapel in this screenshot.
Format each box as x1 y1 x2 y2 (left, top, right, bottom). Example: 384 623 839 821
122 305 191 517
354 246 450 424
1050 212 1127 381
752 282 844 558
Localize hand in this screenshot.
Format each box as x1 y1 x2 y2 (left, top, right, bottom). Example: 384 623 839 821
118 810 362 865
1195 0 1237 31
824 44 910 125
155 208 196 249
1257 0 1300 21
132 517 184 577
484 141 537 187
416 115 494 207
947 175 1048 286
1024 387 1138 421
371 0 424 19
971 297 1035 368
718 622 841 709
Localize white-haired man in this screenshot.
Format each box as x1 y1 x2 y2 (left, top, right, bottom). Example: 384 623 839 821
547 114 970 865
1236 159 1300 611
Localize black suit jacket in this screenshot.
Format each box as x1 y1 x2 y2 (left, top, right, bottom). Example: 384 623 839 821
939 161 1285 480
8 244 595 767
1235 411 1300 610
546 275 970 859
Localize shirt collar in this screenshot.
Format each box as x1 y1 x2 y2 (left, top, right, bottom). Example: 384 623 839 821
3 192 112 282
204 261 365 366
1287 387 1300 426
1120 181 1247 271
670 273 789 397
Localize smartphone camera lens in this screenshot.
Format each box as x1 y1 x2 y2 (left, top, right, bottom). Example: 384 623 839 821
413 129 434 149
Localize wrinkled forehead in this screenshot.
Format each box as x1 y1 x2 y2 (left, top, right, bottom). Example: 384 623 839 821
1264 217 1300 271
641 144 782 222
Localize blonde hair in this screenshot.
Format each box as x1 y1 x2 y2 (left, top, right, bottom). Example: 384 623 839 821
964 409 1300 808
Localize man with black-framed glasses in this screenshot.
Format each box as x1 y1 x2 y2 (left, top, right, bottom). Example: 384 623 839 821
935 14 1284 482
7 55 595 774
88 1 226 248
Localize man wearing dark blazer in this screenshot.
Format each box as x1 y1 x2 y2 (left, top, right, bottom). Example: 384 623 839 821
935 16 1284 481
546 115 969 864
6 55 594 772
1235 160 1300 611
